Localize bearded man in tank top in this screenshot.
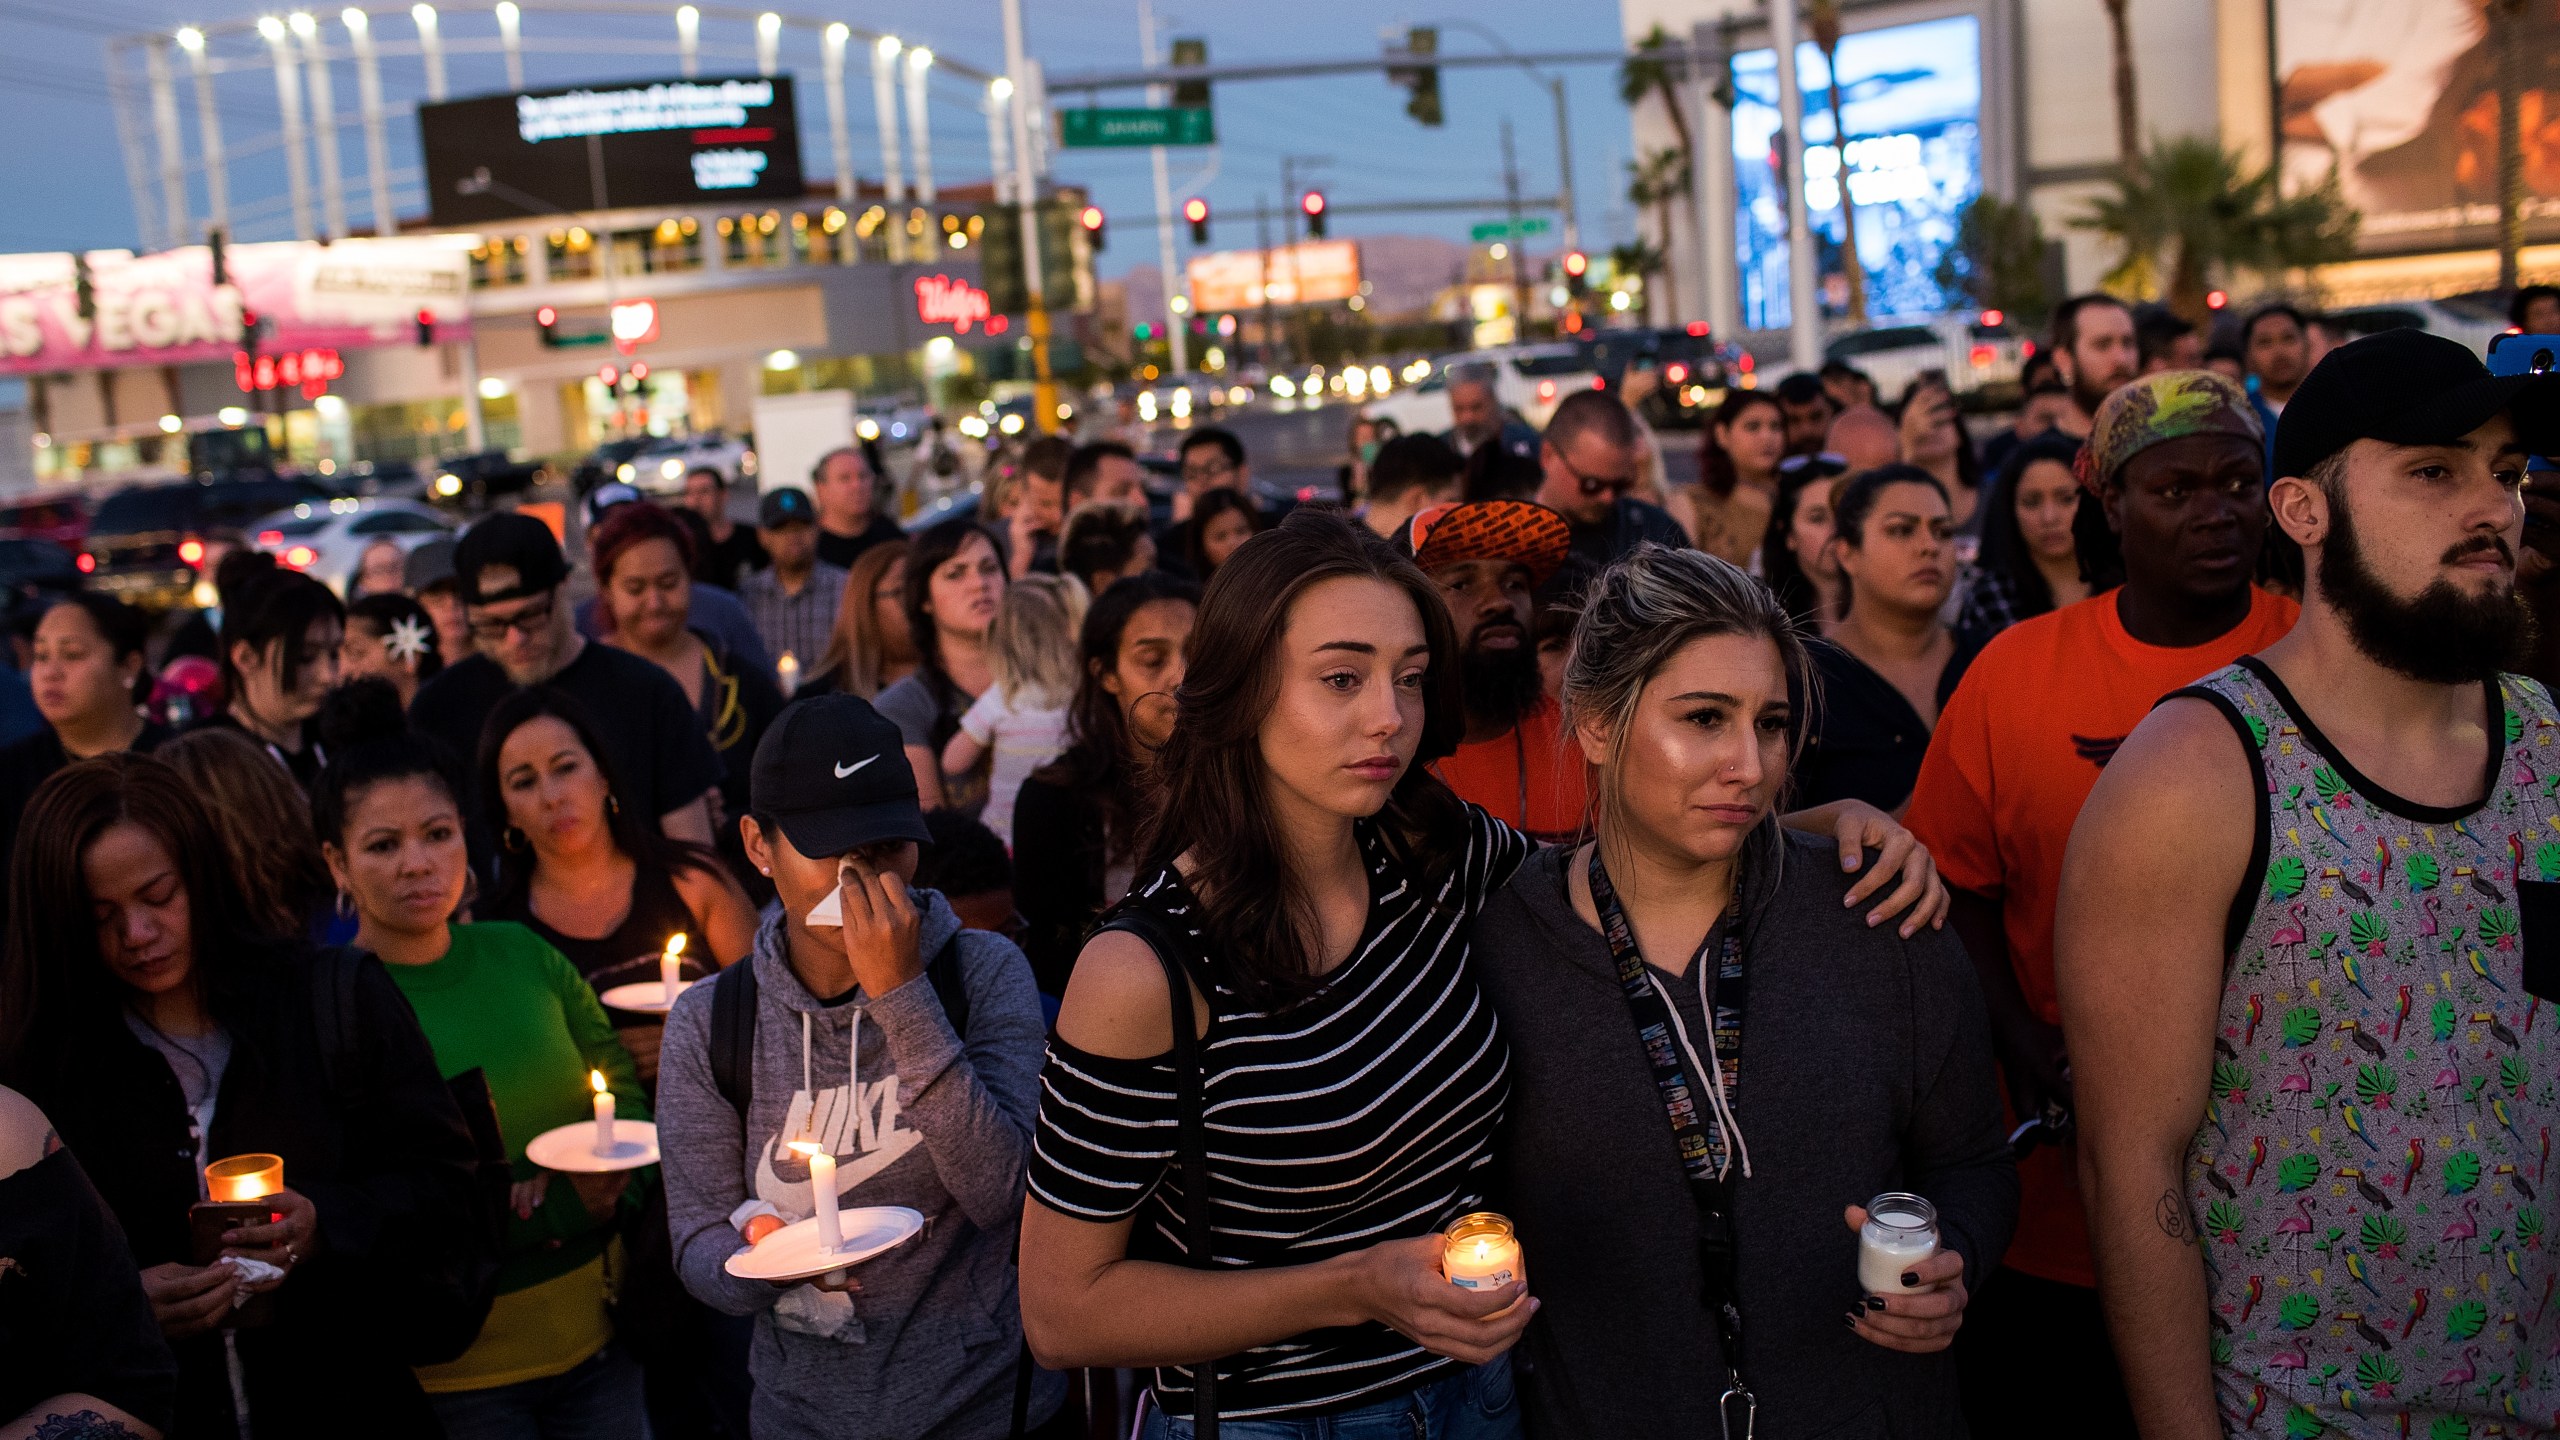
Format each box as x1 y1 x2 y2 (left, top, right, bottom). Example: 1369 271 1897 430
2059 329 2560 1439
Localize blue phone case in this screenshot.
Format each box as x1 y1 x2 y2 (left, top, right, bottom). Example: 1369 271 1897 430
2489 332 2560 378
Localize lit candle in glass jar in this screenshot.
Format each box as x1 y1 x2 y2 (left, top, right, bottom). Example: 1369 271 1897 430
660 933 687 1005
590 1069 616 1157
788 1140 845 1253
205 1153 284 1204
1858 1192 1940 1294
1442 1211 1523 1291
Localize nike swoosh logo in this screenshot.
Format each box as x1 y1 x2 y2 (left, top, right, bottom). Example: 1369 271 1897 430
834 757 877 778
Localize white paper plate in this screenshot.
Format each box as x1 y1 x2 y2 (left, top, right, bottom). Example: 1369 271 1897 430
597 980 694 1014
526 1119 660 1173
723 1206 924 1282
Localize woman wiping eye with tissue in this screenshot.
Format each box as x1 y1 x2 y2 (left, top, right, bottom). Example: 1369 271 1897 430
650 694 1062 1440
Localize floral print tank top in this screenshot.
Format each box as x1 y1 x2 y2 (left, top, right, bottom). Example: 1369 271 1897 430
2185 657 2560 1439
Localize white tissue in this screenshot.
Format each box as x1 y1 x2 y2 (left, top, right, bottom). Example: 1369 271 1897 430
217 1253 286 1306
806 885 843 927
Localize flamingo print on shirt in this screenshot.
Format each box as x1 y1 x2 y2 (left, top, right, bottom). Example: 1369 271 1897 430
2185 662 2560 1438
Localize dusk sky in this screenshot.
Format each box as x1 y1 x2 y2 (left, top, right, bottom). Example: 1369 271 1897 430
1 0 1646 276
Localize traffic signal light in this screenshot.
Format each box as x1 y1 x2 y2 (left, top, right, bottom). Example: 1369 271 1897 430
1170 36 1209 110
1184 196 1210 246
208 225 229 287
1079 204 1106 253
1562 250 1589 296
536 304 560 347
415 308 435 346
1301 190 1327 239
1386 26 1442 127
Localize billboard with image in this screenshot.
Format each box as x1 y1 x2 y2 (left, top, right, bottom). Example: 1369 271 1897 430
2273 0 2560 252
418 75 806 227
1729 13 1984 330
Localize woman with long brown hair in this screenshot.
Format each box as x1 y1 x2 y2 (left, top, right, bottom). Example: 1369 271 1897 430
1020 508 1536 1438
1676 390 1788 567
159 726 338 942
801 539 915 700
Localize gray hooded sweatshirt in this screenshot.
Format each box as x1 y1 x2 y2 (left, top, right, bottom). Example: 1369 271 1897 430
658 892 1063 1439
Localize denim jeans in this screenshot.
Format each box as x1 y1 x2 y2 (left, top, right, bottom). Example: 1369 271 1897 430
430 1346 648 1440
1140 1355 1521 1440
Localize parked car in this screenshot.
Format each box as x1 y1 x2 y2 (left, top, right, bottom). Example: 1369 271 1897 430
0 493 88 549
335 458 424 499
2320 298 2508 358
82 477 336 610
248 497 456 598
1824 312 2028 407
426 450 545 505
1582 324 1755 430
1362 342 1605 437
620 431 756 495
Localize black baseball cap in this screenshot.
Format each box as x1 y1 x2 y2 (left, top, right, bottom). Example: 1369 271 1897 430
759 486 817 529
2274 329 2560 480
750 694 932 858
453 512 570 605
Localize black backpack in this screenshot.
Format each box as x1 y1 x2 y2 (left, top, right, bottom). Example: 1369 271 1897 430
310 946 513 1367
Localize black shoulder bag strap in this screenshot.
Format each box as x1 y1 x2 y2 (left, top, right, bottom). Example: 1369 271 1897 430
1102 910 1221 1439
711 936 972 1123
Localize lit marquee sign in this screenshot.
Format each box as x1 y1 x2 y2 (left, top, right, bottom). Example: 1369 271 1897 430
915 275 994 334
419 74 806 226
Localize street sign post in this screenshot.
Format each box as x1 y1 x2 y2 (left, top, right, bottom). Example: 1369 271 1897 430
1469 216 1550 243
1059 106 1216 148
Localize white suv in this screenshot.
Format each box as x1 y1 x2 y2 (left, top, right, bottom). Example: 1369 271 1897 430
620 431 757 495
1823 312 2028 405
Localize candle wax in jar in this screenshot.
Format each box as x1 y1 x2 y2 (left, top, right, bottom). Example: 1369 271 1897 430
1857 1214 1939 1293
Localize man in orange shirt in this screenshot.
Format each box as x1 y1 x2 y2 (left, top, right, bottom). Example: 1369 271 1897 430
1396 499 1591 841
1905 371 2298 1437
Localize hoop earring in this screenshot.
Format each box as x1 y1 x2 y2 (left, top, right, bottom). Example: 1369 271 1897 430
503 826 528 853
335 890 354 919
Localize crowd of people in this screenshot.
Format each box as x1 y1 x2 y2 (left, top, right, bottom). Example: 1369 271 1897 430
3 286 2557 1440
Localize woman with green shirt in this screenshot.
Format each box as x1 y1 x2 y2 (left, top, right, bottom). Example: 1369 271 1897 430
313 680 649 1437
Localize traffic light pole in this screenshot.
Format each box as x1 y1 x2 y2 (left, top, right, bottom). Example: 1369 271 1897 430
999 0 1062 434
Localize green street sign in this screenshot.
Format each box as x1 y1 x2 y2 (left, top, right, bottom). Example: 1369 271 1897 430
1469 216 1551 243
1059 106 1217 148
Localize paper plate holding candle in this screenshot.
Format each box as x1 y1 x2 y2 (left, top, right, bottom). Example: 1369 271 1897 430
725 1140 923 1283
526 1071 659 1172
598 934 697 1014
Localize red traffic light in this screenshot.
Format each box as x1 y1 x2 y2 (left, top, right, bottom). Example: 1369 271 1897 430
1183 197 1209 223
1079 205 1105 231
1300 191 1325 219
1562 250 1588 278
598 364 619 386
535 305 558 326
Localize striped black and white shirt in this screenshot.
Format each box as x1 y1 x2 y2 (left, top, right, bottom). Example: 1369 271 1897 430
1028 804 1533 1419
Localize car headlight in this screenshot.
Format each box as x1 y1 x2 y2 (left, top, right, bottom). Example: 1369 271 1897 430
857 419 881 441
998 414 1024 435
617 462 635 482
661 458 683 480
434 472 463 497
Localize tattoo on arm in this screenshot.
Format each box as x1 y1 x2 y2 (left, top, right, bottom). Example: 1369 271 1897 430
32 1411 149 1440
2157 1190 2196 1244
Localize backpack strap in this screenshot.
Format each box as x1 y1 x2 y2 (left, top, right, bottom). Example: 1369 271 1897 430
925 932 970 1041
1100 910 1220 1438
709 956 761 1122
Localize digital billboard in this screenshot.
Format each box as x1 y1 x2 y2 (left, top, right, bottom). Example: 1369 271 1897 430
2274 0 2560 251
1729 14 1984 329
1185 242 1363 313
418 76 806 227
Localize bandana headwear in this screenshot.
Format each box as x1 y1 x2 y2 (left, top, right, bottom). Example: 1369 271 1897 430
2075 369 2265 496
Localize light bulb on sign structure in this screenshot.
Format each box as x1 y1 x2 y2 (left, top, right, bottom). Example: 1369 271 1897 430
257 15 287 40
823 21 845 44
177 25 205 49
410 3 435 31
989 76 1012 101
677 3 697 23
341 7 366 31
289 11 317 38
492 1 516 26
757 11 779 35
876 35 901 59
908 46 932 70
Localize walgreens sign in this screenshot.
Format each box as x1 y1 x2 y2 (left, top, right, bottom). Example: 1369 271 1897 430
913 274 994 334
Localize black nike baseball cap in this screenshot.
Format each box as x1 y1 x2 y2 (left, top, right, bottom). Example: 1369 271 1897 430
750 694 932 858
2273 328 2560 481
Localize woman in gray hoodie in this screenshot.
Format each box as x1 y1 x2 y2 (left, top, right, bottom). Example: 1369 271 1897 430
656 695 1062 1438
1473 546 2017 1439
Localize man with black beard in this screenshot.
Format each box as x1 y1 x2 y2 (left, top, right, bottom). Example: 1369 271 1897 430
1394 499 1586 841
2059 329 2560 1440
2047 294 2139 438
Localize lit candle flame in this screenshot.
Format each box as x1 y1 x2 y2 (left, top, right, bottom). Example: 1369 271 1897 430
787 1139 826 1159
664 933 686 961
590 1069 608 1095
1474 1238 1491 1261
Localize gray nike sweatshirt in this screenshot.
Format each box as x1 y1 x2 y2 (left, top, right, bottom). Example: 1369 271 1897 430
658 892 1064 1439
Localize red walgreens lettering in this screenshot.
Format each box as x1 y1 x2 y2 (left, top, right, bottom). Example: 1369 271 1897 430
913 275 992 334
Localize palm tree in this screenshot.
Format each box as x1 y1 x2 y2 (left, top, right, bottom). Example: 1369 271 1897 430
1807 0 1867 323
1618 26 1695 176
2493 0 2527 294
1933 194 2052 327
2100 0 2140 167
1627 148 1692 324
2075 136 2360 321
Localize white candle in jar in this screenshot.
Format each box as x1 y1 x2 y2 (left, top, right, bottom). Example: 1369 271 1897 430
590 1069 616 1157
1443 1212 1524 1290
776 651 801 696
660 933 687 1005
1858 1192 1940 1294
790 1141 845 1253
